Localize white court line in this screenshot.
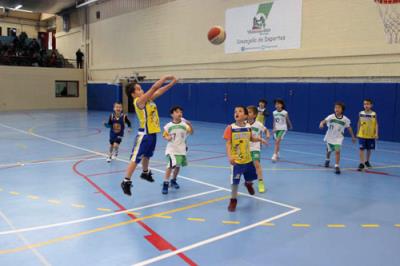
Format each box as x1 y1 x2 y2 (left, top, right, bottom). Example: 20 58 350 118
0 122 300 210
0 157 103 169
0 188 222 236
133 208 300 266
0 211 51 266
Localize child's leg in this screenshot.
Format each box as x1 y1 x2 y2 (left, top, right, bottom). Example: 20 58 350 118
359 149 365 163
326 148 331 160
113 143 119 157
141 157 150 172
164 167 172 182
274 138 281 155
231 184 239 199
172 167 180 180
125 161 138 180
366 149 372 162
108 144 113 157
254 160 263 181
335 150 340 166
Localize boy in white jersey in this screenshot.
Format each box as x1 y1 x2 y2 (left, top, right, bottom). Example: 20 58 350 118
248 106 270 193
357 99 379 171
320 102 356 174
272 99 292 162
162 106 193 194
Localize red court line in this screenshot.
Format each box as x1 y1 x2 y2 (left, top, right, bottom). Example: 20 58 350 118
72 159 197 266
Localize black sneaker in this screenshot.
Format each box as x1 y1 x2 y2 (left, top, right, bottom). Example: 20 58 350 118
121 179 133 196
140 171 155 182
162 182 169 195
358 163 365 171
324 160 330 168
365 161 372 168
170 179 180 189
335 167 341 175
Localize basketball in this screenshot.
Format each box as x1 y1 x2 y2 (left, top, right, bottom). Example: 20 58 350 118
208 26 226 45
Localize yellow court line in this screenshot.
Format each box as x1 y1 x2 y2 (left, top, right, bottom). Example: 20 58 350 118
292 224 311 228
0 195 229 255
71 204 85 208
27 195 40 200
222 221 240 225
9 192 20 196
155 215 172 219
260 222 275 227
187 218 206 222
361 224 380 228
126 212 141 216
327 224 346 228
395 224 400 228
96 208 112 212
47 200 62 205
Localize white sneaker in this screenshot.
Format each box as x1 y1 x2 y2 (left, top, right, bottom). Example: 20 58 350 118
106 157 111 163
271 154 278 163
111 154 117 160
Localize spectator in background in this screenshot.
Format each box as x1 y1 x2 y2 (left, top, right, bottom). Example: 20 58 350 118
76 49 84 69
49 51 57 67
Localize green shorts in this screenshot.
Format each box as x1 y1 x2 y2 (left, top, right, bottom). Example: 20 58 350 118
274 130 286 139
251 151 261 162
327 143 341 152
166 154 187 168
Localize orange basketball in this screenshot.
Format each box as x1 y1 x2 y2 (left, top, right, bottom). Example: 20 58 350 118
208 26 226 45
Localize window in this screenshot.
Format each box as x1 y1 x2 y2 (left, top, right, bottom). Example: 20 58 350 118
7 27 17 37
55 81 79 97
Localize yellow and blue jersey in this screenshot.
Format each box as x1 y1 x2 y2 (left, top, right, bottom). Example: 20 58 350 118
224 123 252 165
134 98 161 134
357 111 377 139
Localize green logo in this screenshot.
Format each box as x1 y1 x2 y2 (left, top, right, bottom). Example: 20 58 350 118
252 2 274 30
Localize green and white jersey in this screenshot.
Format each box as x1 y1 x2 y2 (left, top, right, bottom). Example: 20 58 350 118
249 121 265 152
163 121 191 155
273 110 288 131
323 114 351 145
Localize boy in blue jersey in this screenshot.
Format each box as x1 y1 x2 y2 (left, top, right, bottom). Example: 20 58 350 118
104 102 132 162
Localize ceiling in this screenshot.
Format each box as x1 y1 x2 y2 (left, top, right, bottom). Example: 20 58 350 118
0 0 77 14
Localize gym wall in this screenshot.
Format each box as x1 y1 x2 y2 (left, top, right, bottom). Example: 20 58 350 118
0 66 86 111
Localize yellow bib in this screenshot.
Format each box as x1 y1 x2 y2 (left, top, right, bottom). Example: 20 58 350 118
357 111 377 139
230 123 252 164
134 98 161 134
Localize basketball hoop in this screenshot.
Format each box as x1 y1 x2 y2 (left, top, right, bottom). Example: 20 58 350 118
375 0 400 43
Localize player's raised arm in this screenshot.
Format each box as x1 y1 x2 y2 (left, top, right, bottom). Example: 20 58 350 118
151 76 178 101
136 75 174 109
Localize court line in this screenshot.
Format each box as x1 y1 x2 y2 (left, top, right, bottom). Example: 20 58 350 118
0 122 300 210
0 211 51 266
132 208 300 266
0 196 229 255
0 156 103 169
0 188 222 236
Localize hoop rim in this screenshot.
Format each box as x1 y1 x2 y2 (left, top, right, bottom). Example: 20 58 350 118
375 0 400 4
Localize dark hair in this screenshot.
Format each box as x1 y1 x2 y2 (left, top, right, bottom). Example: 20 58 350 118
235 105 248 115
170 106 183 114
247 105 258 115
113 102 122 107
335 102 346 112
125 81 138 97
258 99 267 105
364 98 373 104
274 98 285 109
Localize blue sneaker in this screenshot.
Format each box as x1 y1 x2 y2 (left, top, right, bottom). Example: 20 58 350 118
162 182 169 195
170 179 180 189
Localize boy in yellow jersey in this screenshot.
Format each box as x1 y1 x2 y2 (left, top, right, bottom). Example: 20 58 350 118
357 99 379 171
256 99 268 125
224 106 267 212
121 75 178 196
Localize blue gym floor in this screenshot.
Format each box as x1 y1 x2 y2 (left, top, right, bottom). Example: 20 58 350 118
0 110 399 266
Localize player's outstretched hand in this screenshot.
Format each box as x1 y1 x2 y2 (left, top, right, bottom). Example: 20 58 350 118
261 138 268 145
319 122 324 129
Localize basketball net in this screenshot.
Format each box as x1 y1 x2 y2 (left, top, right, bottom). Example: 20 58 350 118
375 0 400 43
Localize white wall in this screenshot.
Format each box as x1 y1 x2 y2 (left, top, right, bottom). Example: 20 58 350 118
55 27 84 61
0 66 86 111
55 0 400 81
